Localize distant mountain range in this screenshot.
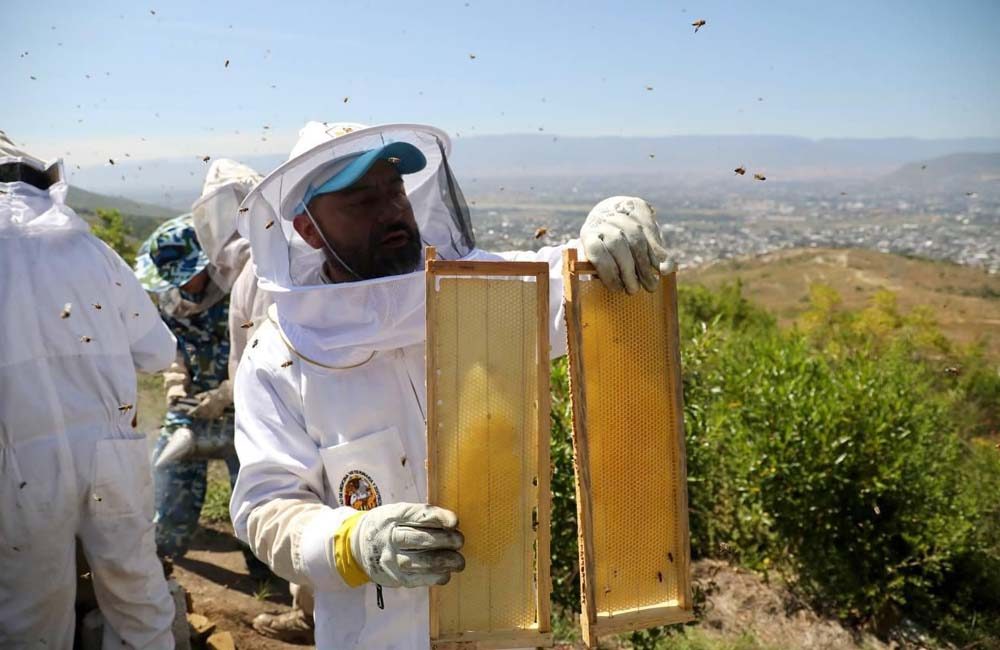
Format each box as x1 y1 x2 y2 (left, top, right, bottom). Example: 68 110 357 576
65 135 1000 210
878 153 1000 193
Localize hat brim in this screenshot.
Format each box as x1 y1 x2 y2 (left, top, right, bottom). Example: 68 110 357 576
300 141 427 208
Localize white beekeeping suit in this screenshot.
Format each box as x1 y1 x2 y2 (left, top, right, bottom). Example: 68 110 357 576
230 122 667 649
0 132 177 649
229 122 570 649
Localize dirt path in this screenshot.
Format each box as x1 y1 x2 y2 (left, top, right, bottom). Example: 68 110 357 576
173 521 312 650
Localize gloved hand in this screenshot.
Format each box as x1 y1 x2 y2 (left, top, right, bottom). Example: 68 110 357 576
336 503 465 589
580 196 670 294
188 381 233 420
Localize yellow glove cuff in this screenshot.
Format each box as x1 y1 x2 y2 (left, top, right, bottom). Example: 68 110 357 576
334 512 369 588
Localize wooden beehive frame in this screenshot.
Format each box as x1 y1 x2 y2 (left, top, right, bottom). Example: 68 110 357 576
562 249 694 648
425 247 553 649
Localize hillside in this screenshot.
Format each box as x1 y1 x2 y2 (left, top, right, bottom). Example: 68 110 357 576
66 186 175 241
683 247 1000 358
878 152 1000 194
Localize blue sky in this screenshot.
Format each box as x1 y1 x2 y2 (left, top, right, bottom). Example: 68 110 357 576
3 0 999 164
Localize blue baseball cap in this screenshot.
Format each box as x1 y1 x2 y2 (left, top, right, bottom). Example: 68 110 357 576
298 141 426 212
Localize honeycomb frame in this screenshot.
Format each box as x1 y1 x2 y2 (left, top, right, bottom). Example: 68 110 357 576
425 247 553 649
562 249 694 648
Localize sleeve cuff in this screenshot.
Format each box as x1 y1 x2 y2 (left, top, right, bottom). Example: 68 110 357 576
334 512 369 588
298 506 361 592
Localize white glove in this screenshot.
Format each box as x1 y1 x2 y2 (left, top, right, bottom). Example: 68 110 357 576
351 503 465 588
188 381 233 420
580 196 670 294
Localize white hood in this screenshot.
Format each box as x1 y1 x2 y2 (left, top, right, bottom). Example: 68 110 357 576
238 122 478 366
0 131 87 235
191 158 263 291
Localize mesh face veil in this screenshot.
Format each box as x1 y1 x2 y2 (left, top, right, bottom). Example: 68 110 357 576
236 122 479 366
239 123 475 292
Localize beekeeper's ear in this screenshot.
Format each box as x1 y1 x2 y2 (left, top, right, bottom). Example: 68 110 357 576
292 213 324 250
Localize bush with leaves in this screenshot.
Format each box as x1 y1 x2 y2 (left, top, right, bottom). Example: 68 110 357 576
548 281 1000 647
90 208 138 266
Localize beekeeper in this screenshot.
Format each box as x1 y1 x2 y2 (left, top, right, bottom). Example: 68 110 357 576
230 121 669 648
136 167 267 580
0 131 177 648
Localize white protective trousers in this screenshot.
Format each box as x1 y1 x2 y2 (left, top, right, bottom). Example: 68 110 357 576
0 183 177 649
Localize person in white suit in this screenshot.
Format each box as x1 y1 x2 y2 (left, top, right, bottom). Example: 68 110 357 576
0 131 177 649
229 121 670 648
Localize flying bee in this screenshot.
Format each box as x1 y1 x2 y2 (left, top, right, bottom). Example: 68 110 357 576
251 339 259 349
265 220 275 230
734 166 746 176
118 403 133 413
534 227 548 239
93 303 102 310
238 207 248 213
240 320 253 329
60 303 72 319
692 19 706 32
202 155 211 162
108 158 115 165
754 173 766 181
224 59 230 68
80 335 92 343
281 360 293 368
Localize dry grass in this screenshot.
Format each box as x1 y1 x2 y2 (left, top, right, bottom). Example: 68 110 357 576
683 247 1000 358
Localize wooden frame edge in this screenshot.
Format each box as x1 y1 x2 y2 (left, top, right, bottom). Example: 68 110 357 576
590 606 696 639
663 272 694 610
562 249 601 649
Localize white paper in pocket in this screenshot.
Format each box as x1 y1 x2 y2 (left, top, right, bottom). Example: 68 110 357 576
318 426 419 511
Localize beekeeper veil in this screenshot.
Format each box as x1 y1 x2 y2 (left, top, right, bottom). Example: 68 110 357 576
238 122 478 365
191 159 262 291
0 130 84 234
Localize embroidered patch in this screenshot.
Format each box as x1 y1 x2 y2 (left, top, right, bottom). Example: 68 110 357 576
339 470 381 511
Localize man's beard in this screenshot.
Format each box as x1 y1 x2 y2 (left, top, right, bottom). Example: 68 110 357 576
327 223 423 280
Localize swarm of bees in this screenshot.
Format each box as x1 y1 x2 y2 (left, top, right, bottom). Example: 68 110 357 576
692 19 706 32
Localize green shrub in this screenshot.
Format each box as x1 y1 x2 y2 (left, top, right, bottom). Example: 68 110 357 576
547 281 1000 646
